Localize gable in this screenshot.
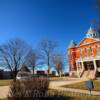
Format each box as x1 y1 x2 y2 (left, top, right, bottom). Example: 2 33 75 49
78 38 99 46
20 66 30 72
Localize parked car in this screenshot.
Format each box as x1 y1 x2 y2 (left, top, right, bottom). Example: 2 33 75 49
16 72 32 80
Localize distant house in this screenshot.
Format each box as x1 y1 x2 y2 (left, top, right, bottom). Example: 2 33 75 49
16 65 32 80
51 71 58 76
19 65 31 73
33 70 58 76
17 65 31 76
34 70 48 76
0 66 31 79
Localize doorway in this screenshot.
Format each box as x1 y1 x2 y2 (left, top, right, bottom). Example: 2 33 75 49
84 61 94 70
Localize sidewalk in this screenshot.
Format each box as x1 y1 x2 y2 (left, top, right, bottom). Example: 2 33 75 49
49 80 100 96
0 86 9 99
49 86 100 96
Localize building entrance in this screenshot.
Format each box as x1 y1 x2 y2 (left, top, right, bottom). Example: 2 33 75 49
84 61 94 70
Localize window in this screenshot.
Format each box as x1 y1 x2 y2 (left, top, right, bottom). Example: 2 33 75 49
90 47 93 56
80 49 82 58
96 45 99 55
70 51 72 60
96 45 98 55
90 34 92 37
84 48 87 57
96 60 100 68
93 33 96 36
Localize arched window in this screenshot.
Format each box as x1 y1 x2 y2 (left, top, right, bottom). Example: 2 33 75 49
90 34 92 37
80 49 82 58
93 33 96 37
84 48 87 57
90 47 93 56
70 51 72 60
96 45 99 55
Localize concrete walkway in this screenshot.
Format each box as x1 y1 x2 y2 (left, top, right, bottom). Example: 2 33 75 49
0 86 9 99
49 79 100 96
49 86 100 96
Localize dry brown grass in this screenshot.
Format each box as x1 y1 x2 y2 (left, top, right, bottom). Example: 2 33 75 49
0 80 12 86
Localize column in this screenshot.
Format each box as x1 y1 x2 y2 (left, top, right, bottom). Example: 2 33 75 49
76 62 80 77
93 59 97 71
81 61 84 71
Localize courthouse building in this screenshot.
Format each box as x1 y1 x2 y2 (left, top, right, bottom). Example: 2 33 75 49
68 27 100 79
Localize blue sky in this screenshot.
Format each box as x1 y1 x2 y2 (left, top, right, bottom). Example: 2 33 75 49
0 0 97 71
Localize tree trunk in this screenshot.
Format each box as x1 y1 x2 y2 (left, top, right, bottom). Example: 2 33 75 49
13 72 17 81
12 70 18 82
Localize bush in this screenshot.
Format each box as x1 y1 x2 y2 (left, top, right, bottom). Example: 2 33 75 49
8 78 49 100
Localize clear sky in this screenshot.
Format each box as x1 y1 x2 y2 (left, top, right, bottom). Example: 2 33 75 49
0 0 96 51
0 0 97 72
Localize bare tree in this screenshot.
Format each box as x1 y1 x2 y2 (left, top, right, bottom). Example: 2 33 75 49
0 38 31 80
25 48 38 75
52 53 64 77
39 39 57 76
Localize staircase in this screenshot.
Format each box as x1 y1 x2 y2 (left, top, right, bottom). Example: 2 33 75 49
81 70 96 79
81 71 88 79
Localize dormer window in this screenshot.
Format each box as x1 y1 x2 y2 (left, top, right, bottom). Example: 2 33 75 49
93 33 95 36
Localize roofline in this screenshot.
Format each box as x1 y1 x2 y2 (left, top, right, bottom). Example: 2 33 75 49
67 37 100 50
77 37 100 47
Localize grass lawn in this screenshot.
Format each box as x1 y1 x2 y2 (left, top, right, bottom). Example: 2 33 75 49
62 80 100 91
0 79 12 86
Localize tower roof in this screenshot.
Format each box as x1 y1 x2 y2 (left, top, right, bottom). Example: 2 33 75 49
68 40 76 48
86 27 100 39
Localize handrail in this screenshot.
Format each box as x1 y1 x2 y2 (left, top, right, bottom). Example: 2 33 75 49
79 69 85 77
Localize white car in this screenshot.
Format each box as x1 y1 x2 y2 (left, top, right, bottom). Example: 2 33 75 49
16 72 32 80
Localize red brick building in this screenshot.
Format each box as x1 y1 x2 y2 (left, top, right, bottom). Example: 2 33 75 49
68 27 100 79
